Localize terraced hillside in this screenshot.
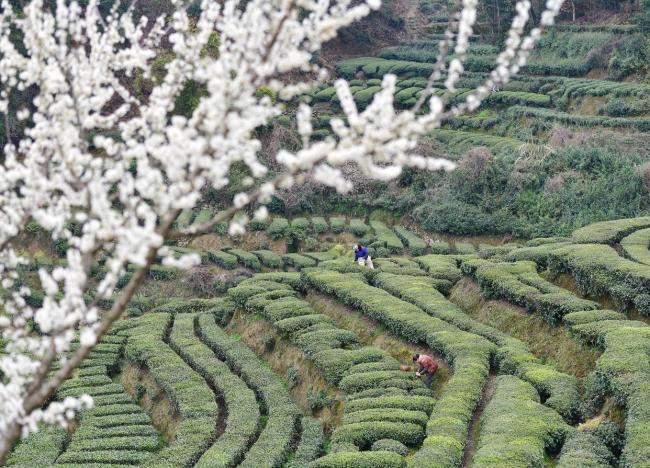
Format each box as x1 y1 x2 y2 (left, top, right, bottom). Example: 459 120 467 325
10 213 650 467
280 16 650 238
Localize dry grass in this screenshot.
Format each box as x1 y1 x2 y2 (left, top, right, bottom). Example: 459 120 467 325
450 278 600 379
121 362 179 442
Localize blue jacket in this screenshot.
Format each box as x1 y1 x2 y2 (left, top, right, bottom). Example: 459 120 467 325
354 246 369 260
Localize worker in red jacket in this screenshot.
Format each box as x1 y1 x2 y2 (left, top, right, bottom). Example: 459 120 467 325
413 353 438 388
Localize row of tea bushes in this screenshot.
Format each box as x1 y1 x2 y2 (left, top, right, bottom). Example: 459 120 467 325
124 313 218 466
9 328 161 466
506 105 650 131
572 216 650 244
303 268 493 467
548 243 650 315
472 376 572 467
621 228 650 266
196 314 305 467
464 259 599 324
228 276 433 458
373 270 581 421
562 309 650 466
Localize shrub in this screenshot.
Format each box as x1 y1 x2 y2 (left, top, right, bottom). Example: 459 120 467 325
308 389 335 412
267 217 291 239
207 250 238 269
330 217 346 233
311 217 329 234
392 226 427 256
225 248 262 270
249 217 270 231
252 249 284 268
371 439 408 456
310 451 406 468
283 253 318 269
369 220 404 253
349 218 370 237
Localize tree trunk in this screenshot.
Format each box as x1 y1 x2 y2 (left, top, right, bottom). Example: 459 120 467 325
571 1 575 22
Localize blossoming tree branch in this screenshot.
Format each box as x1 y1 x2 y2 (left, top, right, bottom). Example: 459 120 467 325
0 0 563 460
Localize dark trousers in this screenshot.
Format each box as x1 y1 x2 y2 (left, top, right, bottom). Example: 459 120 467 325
423 372 434 388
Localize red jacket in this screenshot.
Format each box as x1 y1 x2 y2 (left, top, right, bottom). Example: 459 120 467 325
417 355 438 375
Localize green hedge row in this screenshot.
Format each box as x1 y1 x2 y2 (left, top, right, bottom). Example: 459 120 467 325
503 241 571 268
169 314 260 467
310 451 406 467
620 228 650 266
196 313 301 468
507 105 650 131
6 427 66 466
152 297 234 316
392 226 427 256
283 253 318 269
303 268 492 467
252 249 284 268
557 431 614 467
469 259 599 324
231 276 431 457
288 417 324 468
562 308 650 466
374 271 580 421
224 248 262 270
311 217 329 234
472 376 571 467
125 313 216 466
267 217 291 239
207 250 239 269
369 221 403 254
49 330 161 466
372 259 431 279
304 251 338 262
330 217 346 233
175 209 195 229
292 217 310 234
548 243 650 315
349 218 370 237
192 208 214 228
572 216 650 244
414 254 462 284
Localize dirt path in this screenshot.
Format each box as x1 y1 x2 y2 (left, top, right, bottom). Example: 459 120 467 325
462 373 497 467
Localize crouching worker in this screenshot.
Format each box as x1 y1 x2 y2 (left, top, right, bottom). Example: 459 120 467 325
413 353 438 388
353 244 373 268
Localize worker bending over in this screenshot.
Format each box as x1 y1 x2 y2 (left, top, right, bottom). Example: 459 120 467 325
353 244 373 268
413 353 438 388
